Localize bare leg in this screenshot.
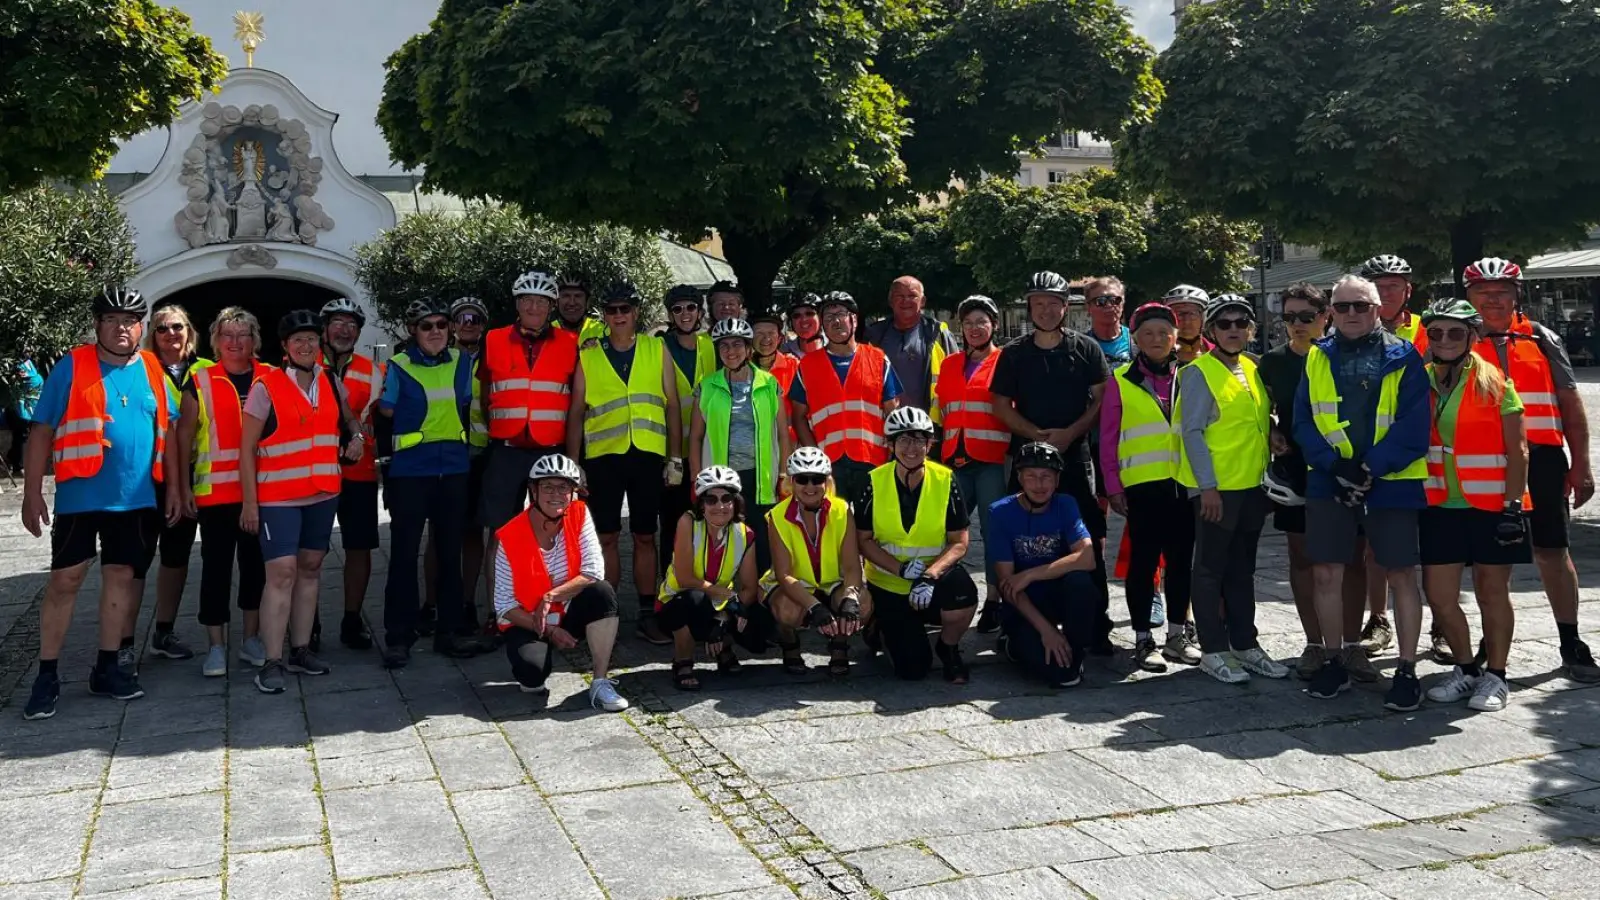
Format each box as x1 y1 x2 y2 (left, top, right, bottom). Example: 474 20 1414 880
599 533 621 588
586 616 619 679
40 563 91 658
154 564 186 631
1423 563 1472 662
1366 548 1387 617
1342 538 1369 643
100 565 139 654
939 607 972 647
1311 563 1345 653
290 550 326 647
243 609 260 641
1472 564 1516 671
259 558 298 660
1286 533 1319 644
1388 567 1423 663
1534 547 1580 626
632 534 658 599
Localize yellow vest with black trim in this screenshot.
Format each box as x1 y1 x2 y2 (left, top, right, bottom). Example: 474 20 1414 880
1303 345 1428 482
759 495 849 592
865 461 954 594
663 519 751 606
1175 354 1270 491
1112 363 1179 488
667 333 716 456
391 349 470 450
580 335 669 457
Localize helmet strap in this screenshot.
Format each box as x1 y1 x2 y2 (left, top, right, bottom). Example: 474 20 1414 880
94 338 137 363
1432 349 1469 367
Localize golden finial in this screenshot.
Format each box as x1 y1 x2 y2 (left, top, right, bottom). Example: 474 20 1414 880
233 11 265 67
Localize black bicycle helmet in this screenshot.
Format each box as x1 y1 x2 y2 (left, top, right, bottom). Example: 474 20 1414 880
748 303 785 327
1015 441 1064 473
278 309 323 342
405 297 451 327
1025 271 1070 298
707 279 742 297
1204 294 1254 327
789 292 822 314
665 284 702 305
95 285 149 318
819 290 857 315
1359 254 1412 280
605 281 642 306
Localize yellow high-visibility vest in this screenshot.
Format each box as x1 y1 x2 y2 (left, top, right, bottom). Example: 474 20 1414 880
864 461 954 594
1175 354 1270 491
580 336 668 457
1304 346 1427 482
1112 363 1179 488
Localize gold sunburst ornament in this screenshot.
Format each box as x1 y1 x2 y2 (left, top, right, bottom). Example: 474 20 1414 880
233 11 265 67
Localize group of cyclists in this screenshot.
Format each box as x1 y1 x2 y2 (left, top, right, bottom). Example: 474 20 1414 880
16 255 1597 723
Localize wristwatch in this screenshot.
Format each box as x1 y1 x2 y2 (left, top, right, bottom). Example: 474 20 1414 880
1502 499 1524 514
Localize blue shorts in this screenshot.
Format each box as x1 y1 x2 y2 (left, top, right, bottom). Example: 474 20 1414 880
259 497 340 561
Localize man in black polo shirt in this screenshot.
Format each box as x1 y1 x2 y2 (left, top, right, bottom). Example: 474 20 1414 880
991 270 1114 652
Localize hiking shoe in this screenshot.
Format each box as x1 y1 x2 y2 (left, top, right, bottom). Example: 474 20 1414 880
935 640 970 684
636 613 671 646
1236 647 1289 679
1430 629 1455 665
149 631 194 660
974 602 1002 634
340 613 373 650
286 646 331 676
1426 666 1478 704
1468 671 1510 712
415 605 437 638
23 671 59 720
255 660 287 694
1134 636 1167 673
88 665 145 701
1359 615 1393 654
201 645 227 678
1162 629 1202 666
1342 645 1380 683
238 636 267 668
1384 668 1423 712
1561 640 1600 683
116 645 137 673
1199 652 1250 684
1307 659 1350 699
382 645 411 670
1296 644 1325 681
590 677 629 712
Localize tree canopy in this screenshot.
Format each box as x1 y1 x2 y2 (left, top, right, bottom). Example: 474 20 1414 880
0 0 228 192
378 0 1158 308
1119 0 1600 282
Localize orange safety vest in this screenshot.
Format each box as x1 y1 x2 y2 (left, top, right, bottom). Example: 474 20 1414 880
494 500 588 631
798 344 889 465
254 367 344 503
52 344 169 483
1425 371 1532 512
765 351 801 446
194 362 272 507
325 353 382 482
935 349 1008 465
482 326 578 446
1475 315 1562 447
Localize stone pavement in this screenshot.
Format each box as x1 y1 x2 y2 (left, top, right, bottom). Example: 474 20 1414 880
3 373 1600 898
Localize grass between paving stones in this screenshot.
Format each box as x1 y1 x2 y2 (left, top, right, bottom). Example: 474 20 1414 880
70 728 117 894
412 713 501 899
298 689 344 898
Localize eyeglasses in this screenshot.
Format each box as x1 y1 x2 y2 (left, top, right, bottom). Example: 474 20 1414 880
1332 301 1376 315
823 311 854 323
791 474 827 487
155 323 187 335
670 303 698 315
1282 311 1321 325
603 304 634 316
453 313 483 326
416 320 449 333
1212 317 1252 331
702 492 737 505
1090 295 1123 307
1427 326 1470 343
536 481 574 495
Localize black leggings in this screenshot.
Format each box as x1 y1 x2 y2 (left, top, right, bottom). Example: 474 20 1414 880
873 567 978 680
156 513 200 570
503 582 619 688
1001 572 1096 685
196 502 265 627
1123 479 1195 632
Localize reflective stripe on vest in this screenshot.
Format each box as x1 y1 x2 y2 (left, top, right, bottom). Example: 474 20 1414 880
494 502 588 631
194 361 271 506
1475 317 1563 447
52 345 170 484
1112 363 1178 488
664 519 752 599
935 349 1008 465
864 461 953 593
1425 364 1531 511
666 333 715 457
392 350 471 451
580 336 669 457
699 368 782 505
799 346 889 465
1174 354 1270 491
254 368 343 503
325 353 381 483
482 326 578 445
1303 345 1428 482
759 495 848 592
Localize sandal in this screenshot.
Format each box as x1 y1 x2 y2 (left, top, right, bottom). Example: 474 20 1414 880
935 640 969 685
778 640 808 675
672 658 701 691
715 646 742 674
828 639 851 678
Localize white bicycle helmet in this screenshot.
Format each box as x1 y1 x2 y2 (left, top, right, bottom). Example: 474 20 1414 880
884 406 935 438
1261 461 1305 507
709 317 754 342
695 465 743 496
1463 257 1522 285
787 446 833 477
320 296 365 327
1359 254 1412 279
512 270 560 300
1162 284 1210 309
527 453 583 485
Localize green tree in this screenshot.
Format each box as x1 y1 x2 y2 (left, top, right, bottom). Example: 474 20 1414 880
784 205 980 319
353 203 672 329
1119 0 1600 284
378 0 1157 310
0 0 228 192
0 184 138 389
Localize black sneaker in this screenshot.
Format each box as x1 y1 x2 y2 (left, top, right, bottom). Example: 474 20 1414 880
1306 659 1350 700
23 671 60 720
415 605 437 638
935 640 970 684
636 612 671 645
974 602 1002 634
340 613 373 650
1090 633 1116 657
88 665 146 701
433 635 491 659
1562 639 1600 683
1384 666 1423 712
382 644 411 670
148 631 195 660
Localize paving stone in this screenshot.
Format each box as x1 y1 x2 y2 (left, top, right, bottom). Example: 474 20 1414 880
945 713 1165 757
450 785 603 900
1211 835 1378 889
550 781 772 900
0 731 113 799
1343 752 1600 820
1076 792 1400 857
1289 710 1577 780
771 752 1165 852
1075 741 1299 805
0 789 97 884
742 703 996 747
0 877 76 898
118 694 226 741
340 867 487 899
428 731 526 792
842 845 958 892
1409 802 1600 858
1320 826 1459 872
82 875 223 898
1483 844 1600 899
721 730 983 785
317 740 436 792
1056 849 1268 900
500 713 675 795
227 747 324 854
0 694 126 742
1357 859 1546 899
923 825 1117 876
226 846 333 900
405 682 498 741
1187 730 1378 792
323 781 469 881
304 688 418 760
80 792 224 894
887 866 1085 899
667 683 878 729
103 732 224 805
1244 882 1390 900
704 887 805 900
226 699 310 751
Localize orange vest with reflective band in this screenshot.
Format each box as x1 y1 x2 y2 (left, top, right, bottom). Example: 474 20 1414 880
935 349 1008 465
254 367 344 503
765 351 801 446
1475 316 1562 447
326 353 381 482
482 326 578 446
798 345 889 465
53 345 169 483
194 362 272 507
1425 371 1532 512
494 501 588 631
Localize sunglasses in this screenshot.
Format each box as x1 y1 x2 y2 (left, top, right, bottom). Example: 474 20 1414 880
1282 311 1321 325
603 304 635 315
702 492 737 506
1212 317 1252 331
416 319 449 333
453 313 483 326
1427 326 1470 343
670 303 698 315
1332 301 1375 314
791 474 827 487
155 323 187 335
1090 295 1123 307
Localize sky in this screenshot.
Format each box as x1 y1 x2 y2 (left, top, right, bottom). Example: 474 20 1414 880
1127 0 1178 50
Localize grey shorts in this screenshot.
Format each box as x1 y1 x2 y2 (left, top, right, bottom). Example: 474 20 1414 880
1305 500 1419 569
478 443 557 530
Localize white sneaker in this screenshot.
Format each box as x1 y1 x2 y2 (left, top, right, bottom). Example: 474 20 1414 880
201 646 227 678
1235 647 1289 679
238 636 267 668
590 677 629 712
1200 652 1250 684
1426 666 1477 704
1468 672 1509 712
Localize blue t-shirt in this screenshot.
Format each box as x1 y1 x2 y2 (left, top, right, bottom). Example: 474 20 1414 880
1093 326 1132 368
786 350 903 407
32 352 178 515
988 493 1091 572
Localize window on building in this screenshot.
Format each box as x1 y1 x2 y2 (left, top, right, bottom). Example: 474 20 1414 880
1060 132 1080 150
1018 168 1033 186
1047 169 1069 183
